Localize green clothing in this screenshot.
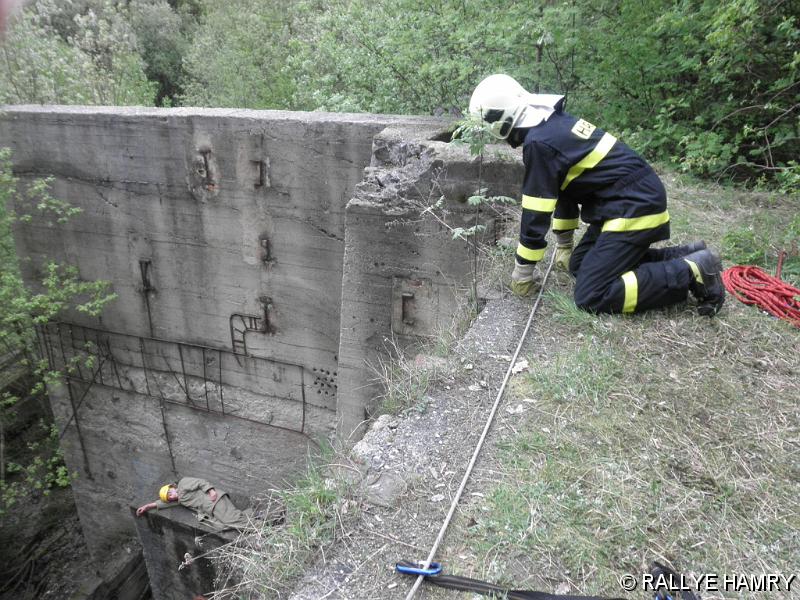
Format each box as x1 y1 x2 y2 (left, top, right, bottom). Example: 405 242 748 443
156 477 254 532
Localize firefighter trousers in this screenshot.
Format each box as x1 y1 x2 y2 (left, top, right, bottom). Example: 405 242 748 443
568 224 694 314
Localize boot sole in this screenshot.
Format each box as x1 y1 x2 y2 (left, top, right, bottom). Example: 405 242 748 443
692 249 725 316
697 297 724 316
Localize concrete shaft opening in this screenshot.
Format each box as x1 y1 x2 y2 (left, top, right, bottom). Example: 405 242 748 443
1 105 523 597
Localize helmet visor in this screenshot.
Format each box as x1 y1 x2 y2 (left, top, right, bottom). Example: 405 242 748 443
483 107 522 140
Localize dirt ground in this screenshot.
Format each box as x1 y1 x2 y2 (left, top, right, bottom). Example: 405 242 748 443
287 291 556 599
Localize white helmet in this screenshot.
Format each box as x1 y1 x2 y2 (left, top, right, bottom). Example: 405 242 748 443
469 74 563 139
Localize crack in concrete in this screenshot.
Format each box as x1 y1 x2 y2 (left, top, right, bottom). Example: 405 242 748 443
13 167 155 189
95 189 119 209
279 214 345 242
308 222 344 242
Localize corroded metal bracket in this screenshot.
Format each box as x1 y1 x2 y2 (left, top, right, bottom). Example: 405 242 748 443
230 297 275 356
391 277 438 337
251 158 270 189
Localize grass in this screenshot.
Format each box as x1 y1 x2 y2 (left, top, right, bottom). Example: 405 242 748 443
451 303 799 599
665 171 800 286
369 287 483 416
721 215 800 286
208 177 799 599
368 335 439 416
208 449 358 599
476 232 517 297
438 184 800 599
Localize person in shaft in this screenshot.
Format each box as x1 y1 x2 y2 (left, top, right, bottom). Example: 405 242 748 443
136 477 255 532
469 74 725 316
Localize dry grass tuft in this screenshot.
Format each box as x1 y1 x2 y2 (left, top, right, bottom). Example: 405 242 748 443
368 290 480 416
206 455 359 599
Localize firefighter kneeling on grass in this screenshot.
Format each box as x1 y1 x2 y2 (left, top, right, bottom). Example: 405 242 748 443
469 74 725 316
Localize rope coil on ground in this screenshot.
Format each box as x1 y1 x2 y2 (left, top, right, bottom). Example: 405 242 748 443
722 252 800 328
404 251 557 600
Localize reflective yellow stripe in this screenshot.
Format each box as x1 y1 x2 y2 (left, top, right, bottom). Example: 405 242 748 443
552 218 579 230
516 243 546 262
621 271 638 314
684 259 703 284
560 132 617 190
522 195 557 212
602 210 670 232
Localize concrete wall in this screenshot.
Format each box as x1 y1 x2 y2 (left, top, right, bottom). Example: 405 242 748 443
133 504 237 600
1 105 525 594
335 125 521 436
3 106 434 367
1 105 437 571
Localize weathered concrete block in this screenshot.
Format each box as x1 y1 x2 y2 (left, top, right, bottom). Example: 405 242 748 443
2 106 437 363
132 503 237 600
336 125 522 437
0 106 417 586
49 374 312 564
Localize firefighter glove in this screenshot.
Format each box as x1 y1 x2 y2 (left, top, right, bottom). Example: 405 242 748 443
511 260 540 297
554 231 574 272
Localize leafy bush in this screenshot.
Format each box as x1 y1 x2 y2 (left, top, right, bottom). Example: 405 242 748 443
0 148 117 514
181 0 296 108
287 0 798 188
0 0 156 105
129 0 200 105
578 0 799 189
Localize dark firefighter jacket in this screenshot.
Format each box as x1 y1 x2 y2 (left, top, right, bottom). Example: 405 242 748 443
515 108 670 265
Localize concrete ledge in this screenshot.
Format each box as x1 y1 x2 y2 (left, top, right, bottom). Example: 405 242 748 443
2 104 446 125
132 504 239 600
336 124 523 437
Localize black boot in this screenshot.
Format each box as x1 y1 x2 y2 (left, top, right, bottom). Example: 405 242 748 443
671 240 706 258
684 248 725 316
643 240 707 263
659 240 707 260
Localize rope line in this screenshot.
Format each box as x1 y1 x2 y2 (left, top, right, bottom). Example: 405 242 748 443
404 251 557 600
722 253 800 328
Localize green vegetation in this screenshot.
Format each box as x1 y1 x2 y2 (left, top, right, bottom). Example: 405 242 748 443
372 349 435 416
721 214 800 285
0 148 116 514
208 449 357 598
181 0 294 109
2 0 798 188
0 0 156 105
453 304 799 597
438 185 799 599
451 115 518 313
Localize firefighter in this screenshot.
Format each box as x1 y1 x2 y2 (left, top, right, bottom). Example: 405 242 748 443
469 74 725 316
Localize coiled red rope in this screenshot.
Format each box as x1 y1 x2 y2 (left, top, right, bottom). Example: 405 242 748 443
722 252 800 327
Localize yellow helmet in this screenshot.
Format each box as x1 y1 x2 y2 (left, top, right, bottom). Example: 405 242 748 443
159 484 174 503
